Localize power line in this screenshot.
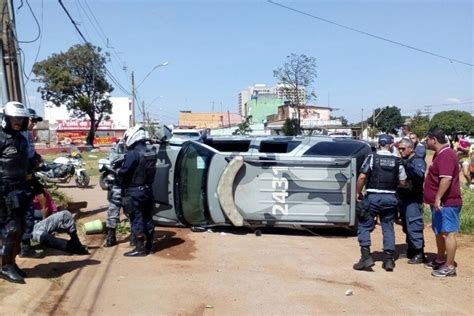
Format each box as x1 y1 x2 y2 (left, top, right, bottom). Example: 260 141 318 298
267 0 473 67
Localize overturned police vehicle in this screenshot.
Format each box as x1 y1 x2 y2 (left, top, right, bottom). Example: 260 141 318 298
149 130 371 230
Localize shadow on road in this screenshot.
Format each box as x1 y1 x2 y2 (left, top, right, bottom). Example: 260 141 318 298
190 226 357 238
24 258 101 279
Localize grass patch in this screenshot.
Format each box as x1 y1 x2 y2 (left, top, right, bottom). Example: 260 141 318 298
42 151 109 177
424 186 474 235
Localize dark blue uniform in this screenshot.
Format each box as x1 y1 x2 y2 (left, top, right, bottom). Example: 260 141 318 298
398 155 426 256
0 128 30 283
118 142 157 255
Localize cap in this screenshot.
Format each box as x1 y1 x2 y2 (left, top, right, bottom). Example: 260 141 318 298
378 134 394 146
28 108 43 122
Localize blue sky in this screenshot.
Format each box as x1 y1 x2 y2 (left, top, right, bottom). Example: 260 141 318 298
16 0 473 124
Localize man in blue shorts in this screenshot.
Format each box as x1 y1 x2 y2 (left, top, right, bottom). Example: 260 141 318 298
423 127 463 277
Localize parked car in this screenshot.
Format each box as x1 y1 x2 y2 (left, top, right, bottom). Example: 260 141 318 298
169 128 202 145
149 131 372 231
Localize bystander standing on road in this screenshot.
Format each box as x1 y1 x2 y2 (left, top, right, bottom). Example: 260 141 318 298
423 127 463 277
353 134 407 272
397 138 426 264
409 132 427 159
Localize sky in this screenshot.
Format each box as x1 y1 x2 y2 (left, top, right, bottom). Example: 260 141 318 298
15 0 473 125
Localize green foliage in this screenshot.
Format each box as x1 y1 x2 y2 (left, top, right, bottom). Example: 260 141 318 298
32 43 114 146
429 110 474 135
116 219 131 235
424 187 474 235
233 116 253 135
366 106 403 134
273 53 318 135
282 118 299 136
330 115 348 126
409 110 430 137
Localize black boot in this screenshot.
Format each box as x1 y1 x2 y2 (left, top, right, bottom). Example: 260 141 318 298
19 240 41 258
353 246 374 270
66 232 90 255
14 263 26 278
382 251 396 271
124 237 147 257
40 233 69 252
105 228 117 247
408 249 426 264
0 241 25 284
145 234 154 255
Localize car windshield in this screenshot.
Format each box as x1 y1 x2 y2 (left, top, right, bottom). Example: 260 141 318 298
175 142 215 225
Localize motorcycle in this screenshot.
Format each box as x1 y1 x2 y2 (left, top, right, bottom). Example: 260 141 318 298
98 158 115 190
36 152 90 188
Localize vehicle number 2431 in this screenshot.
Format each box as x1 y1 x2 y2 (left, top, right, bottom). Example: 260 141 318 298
271 166 289 215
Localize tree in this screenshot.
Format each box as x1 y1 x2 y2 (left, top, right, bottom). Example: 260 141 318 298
429 110 474 135
33 43 114 146
282 118 299 136
273 53 317 135
330 115 348 126
409 111 430 137
233 116 253 135
366 105 403 134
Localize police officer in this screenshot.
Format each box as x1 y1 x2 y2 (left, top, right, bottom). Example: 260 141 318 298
19 108 44 258
0 101 31 284
117 125 157 257
398 138 426 264
104 141 125 247
353 134 407 272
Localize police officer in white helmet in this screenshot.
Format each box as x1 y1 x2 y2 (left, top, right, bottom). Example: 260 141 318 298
0 101 31 284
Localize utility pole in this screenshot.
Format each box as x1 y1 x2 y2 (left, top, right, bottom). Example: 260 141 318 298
361 108 364 139
142 101 146 125
1 0 25 102
131 71 136 126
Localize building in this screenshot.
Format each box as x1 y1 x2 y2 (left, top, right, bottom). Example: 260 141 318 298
238 83 306 118
266 104 342 134
179 111 241 129
43 97 131 145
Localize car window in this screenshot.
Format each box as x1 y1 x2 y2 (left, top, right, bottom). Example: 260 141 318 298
303 140 367 156
259 140 301 153
174 132 200 138
175 142 214 225
203 139 251 152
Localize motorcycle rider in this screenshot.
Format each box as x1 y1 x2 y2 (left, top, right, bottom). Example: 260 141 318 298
117 125 158 257
397 138 427 263
353 134 407 272
0 101 31 284
104 141 126 247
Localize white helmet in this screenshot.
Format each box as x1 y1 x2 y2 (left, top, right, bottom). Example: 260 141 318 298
2 101 29 131
123 125 146 148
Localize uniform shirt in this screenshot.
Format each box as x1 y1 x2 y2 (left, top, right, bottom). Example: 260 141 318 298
415 143 426 159
398 154 426 203
360 149 407 194
21 130 36 159
423 146 462 206
117 142 146 187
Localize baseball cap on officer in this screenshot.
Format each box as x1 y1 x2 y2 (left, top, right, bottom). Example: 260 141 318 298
378 134 394 146
28 108 43 122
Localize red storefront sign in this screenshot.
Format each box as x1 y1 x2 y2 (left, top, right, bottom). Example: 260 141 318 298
57 119 116 130
57 131 118 145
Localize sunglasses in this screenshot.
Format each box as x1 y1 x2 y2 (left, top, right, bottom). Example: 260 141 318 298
398 147 408 151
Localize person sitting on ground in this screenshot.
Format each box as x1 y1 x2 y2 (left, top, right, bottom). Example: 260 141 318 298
31 190 89 255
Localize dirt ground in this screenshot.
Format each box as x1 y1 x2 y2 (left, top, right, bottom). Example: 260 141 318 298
1 177 473 315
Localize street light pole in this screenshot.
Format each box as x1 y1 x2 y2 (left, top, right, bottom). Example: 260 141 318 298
131 71 136 126
136 62 169 89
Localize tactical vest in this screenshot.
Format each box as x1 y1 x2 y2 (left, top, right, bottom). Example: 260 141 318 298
366 153 400 191
0 130 28 188
130 148 158 186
